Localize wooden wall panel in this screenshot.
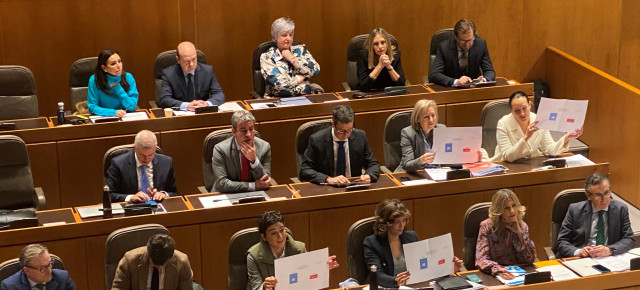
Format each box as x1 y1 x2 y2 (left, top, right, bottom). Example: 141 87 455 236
617 0 640 90
27 142 60 209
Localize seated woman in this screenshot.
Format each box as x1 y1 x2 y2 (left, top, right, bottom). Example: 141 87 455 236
475 189 536 279
260 17 320 97
364 199 461 287
246 211 339 290
88 50 138 117
492 91 582 162
356 28 406 91
397 99 485 172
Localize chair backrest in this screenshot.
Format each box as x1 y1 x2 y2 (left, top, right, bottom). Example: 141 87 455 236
346 34 400 90
69 57 98 113
153 49 207 101
294 119 332 175
428 28 455 78
383 110 412 172
0 66 38 121
102 144 163 183
346 217 375 284
551 189 587 250
462 202 491 270
481 99 511 158
104 224 169 290
0 254 64 282
251 40 301 98
202 129 261 192
0 135 37 210
228 227 293 290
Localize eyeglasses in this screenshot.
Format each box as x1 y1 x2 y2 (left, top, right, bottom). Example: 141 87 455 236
587 190 611 199
26 261 53 273
456 36 475 45
335 127 354 135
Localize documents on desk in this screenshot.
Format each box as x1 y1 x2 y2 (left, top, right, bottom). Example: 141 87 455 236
277 96 313 106
495 266 527 286
594 252 640 272
463 162 507 177
432 127 482 164
401 178 437 186
403 233 455 285
120 111 149 121
547 154 594 167
198 191 269 208
561 258 601 276
535 97 588 133
218 101 244 112
274 247 329 290
77 204 124 218
535 265 579 281
172 110 195 116
424 168 452 181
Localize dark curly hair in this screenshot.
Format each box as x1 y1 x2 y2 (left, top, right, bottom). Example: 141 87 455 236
373 199 411 236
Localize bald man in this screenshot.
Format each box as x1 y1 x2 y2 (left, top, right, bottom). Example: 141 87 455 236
157 41 226 111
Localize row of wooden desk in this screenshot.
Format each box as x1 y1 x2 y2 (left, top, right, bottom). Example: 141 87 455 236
0 157 608 289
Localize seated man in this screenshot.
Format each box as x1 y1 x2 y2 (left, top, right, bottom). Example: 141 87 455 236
299 105 380 184
1 244 76 289
112 234 193 290
107 130 178 202
212 110 271 193
428 18 495 87
156 41 225 111
555 174 635 258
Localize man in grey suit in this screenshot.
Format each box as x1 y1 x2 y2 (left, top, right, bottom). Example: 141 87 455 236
156 41 225 110
211 110 271 193
554 174 635 258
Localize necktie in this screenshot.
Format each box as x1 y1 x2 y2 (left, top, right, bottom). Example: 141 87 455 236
187 73 195 101
459 51 468 71
241 154 250 182
596 210 605 246
35 284 45 290
336 141 346 176
151 267 160 290
140 165 151 196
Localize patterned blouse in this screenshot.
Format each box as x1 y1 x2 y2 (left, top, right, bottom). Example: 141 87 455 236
475 219 536 274
260 44 320 97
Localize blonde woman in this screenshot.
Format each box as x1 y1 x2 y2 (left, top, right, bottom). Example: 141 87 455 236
356 28 405 91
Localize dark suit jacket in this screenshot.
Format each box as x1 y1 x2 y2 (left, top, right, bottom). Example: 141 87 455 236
356 49 406 91
363 231 418 288
111 247 192 290
554 199 635 258
1 268 76 290
157 63 225 108
428 36 495 87
211 136 271 193
299 127 380 184
106 151 178 202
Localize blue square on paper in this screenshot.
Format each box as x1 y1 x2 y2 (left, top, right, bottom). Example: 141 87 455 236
289 273 298 284
445 143 453 153
420 258 428 269
549 113 557 121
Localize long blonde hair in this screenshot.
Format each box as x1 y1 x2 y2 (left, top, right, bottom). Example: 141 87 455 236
364 28 396 69
488 189 526 243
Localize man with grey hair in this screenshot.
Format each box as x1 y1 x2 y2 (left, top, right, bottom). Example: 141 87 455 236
107 129 178 202
300 105 380 184
1 244 76 289
554 173 634 258
211 110 271 192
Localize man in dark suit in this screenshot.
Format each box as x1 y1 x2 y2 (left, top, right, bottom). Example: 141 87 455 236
554 174 635 258
112 234 193 290
429 19 495 87
156 41 225 110
107 130 178 202
1 244 76 289
299 105 380 184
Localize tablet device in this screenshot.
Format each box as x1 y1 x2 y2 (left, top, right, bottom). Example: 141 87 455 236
195 105 219 114
384 86 408 96
524 271 551 285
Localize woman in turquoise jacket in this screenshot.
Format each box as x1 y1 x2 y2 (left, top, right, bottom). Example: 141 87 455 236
88 50 138 117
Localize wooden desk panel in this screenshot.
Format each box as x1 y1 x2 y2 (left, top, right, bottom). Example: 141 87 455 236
336 85 429 99
27 142 60 208
37 208 76 224
292 175 398 197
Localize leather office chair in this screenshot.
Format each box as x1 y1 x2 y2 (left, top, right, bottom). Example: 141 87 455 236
102 144 163 185
153 49 207 108
228 227 294 290
0 254 64 282
104 224 170 290
462 202 491 270
293 119 332 182
481 99 511 159
69 57 98 114
382 110 411 173
0 135 45 210
423 28 455 84
545 189 587 259
346 217 375 284
344 34 402 91
0 66 38 121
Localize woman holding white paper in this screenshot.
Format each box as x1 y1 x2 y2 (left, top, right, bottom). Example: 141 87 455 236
363 199 462 287
246 211 339 290
475 189 537 279
491 91 582 162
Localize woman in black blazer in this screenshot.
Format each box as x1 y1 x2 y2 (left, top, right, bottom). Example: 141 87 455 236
356 27 406 91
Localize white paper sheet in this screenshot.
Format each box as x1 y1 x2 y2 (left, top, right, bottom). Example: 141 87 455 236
403 233 454 285
250 102 276 109
77 204 124 218
121 111 149 121
562 258 601 276
546 154 595 167
277 96 313 106
218 102 244 112
535 97 588 133
274 248 329 290
536 265 579 281
401 179 436 186
198 194 233 208
432 127 482 164
425 168 452 181
627 247 640 256
594 253 638 272
173 110 195 116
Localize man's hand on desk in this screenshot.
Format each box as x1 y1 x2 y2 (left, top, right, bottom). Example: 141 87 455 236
255 174 271 190
457 76 473 86
579 246 612 258
358 174 371 183
326 175 349 184
187 100 207 111
130 189 166 203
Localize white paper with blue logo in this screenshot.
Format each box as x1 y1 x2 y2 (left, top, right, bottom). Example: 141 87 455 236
535 97 588 133
274 247 329 290
432 127 482 164
403 233 454 285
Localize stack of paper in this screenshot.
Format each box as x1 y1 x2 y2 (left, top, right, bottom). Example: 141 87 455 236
496 266 527 286
218 102 244 112
536 265 579 281
562 258 601 276
120 112 148 121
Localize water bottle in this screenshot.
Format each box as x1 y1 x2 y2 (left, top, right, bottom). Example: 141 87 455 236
57 102 66 125
369 265 378 290
102 185 112 218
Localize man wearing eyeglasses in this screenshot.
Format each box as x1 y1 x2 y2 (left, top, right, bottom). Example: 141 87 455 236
554 174 635 258
1 244 76 289
429 18 495 87
299 105 380 184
